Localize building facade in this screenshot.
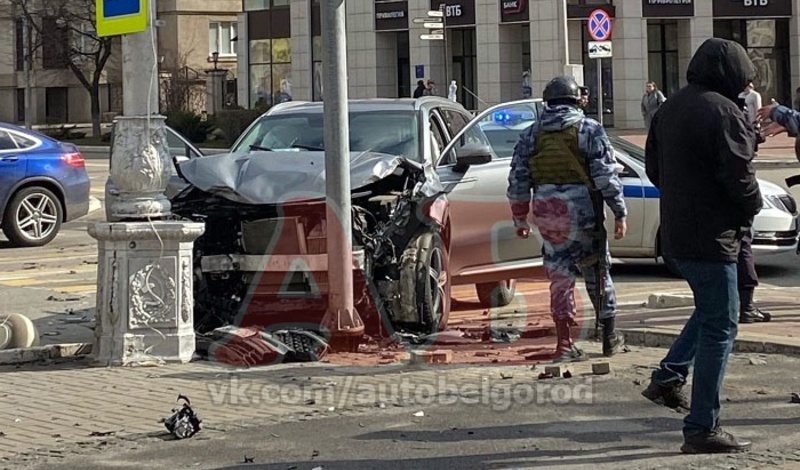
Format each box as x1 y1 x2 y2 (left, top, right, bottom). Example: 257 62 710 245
0 0 241 127
237 0 800 129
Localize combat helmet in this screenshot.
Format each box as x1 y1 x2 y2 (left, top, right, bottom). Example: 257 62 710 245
543 76 581 104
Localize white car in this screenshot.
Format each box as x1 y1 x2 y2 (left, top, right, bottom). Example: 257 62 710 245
473 99 799 275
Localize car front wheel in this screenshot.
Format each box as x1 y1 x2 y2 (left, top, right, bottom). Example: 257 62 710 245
476 280 517 308
2 187 63 247
399 230 451 335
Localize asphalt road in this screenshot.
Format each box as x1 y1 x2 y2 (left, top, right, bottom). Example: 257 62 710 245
23 352 800 470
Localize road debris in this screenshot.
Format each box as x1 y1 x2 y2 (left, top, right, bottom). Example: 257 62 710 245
242 455 254 463
592 362 611 375
544 365 571 378
413 411 425 417
790 392 800 404
409 349 452 365
205 326 329 367
749 357 767 365
538 372 554 380
163 394 201 439
500 373 513 380
89 431 116 437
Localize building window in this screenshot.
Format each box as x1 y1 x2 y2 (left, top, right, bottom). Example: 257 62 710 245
312 36 322 101
75 22 98 55
714 19 790 105
249 38 292 108
450 29 477 110
396 32 410 99
42 17 70 69
16 89 25 123
210 21 238 57
647 21 679 98
243 0 290 11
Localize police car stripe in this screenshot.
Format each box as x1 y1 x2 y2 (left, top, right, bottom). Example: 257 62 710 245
623 185 659 199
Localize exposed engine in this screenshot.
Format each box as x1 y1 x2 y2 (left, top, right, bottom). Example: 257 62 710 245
171 161 443 337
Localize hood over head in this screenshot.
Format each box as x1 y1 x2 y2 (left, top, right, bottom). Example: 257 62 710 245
539 104 584 132
686 38 757 102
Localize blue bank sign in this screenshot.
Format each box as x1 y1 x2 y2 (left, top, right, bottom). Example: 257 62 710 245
96 0 148 37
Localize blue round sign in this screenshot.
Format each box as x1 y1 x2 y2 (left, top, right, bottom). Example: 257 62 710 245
588 9 612 41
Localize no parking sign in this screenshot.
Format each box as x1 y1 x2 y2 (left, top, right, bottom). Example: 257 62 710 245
587 8 612 41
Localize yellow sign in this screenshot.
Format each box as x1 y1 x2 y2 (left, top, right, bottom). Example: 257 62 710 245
95 0 148 37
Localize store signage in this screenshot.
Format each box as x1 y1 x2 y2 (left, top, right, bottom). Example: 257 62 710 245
429 0 476 26
501 0 529 23
712 0 792 17
642 0 694 17
375 1 408 31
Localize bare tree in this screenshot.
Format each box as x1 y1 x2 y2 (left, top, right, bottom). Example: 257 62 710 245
11 0 115 137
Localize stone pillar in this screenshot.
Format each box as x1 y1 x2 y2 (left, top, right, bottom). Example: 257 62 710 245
91 19 205 366
678 2 713 89
88 223 204 366
610 1 648 129
529 0 562 98
291 0 312 102
790 9 800 100
476 0 500 108
205 69 226 116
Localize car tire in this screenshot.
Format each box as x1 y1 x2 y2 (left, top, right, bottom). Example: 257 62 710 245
2 187 63 248
400 230 451 335
475 280 517 308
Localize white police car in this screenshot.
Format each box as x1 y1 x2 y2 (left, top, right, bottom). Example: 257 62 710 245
470 99 799 274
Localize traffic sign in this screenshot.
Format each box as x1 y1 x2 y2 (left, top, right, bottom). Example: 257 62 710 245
587 8 612 41
421 34 444 40
588 41 612 59
427 10 444 17
412 17 430 23
96 0 148 37
423 22 443 29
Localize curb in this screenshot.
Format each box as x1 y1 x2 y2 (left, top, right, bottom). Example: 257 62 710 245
620 328 800 355
0 343 92 366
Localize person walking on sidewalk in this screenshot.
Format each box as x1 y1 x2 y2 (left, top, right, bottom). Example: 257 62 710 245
642 38 762 454
641 81 666 130
739 82 764 155
506 75 628 363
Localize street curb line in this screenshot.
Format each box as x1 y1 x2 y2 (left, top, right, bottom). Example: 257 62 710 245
0 343 92 365
620 328 800 355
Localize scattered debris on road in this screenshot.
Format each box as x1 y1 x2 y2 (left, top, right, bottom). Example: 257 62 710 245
592 362 611 375
749 357 768 365
203 326 329 367
242 455 254 463
163 394 201 439
413 411 425 417
790 392 800 404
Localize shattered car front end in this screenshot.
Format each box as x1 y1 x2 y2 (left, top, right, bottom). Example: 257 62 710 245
171 149 451 347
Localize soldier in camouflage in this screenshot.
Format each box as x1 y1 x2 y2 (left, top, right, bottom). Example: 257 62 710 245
506 76 628 362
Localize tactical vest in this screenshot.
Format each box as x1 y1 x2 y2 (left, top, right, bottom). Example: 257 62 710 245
528 124 592 188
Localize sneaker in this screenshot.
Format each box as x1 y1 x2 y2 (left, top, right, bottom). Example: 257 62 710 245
740 307 771 323
681 427 751 454
553 345 589 363
641 378 690 412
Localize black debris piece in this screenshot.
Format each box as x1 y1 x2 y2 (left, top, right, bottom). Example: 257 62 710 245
163 394 202 439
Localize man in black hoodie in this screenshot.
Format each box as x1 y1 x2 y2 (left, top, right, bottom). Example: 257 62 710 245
642 38 762 454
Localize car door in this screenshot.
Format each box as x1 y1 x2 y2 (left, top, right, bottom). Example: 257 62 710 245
0 130 23 213
436 102 543 278
164 127 204 198
606 152 644 252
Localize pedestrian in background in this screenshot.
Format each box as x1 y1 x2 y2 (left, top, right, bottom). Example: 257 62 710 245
578 86 589 110
506 76 627 363
642 38 761 454
425 79 437 96
413 80 427 98
739 82 763 155
641 81 666 130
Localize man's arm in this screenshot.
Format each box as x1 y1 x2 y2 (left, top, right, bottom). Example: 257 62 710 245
645 112 660 189
506 126 536 229
716 111 762 223
770 105 800 136
582 122 627 221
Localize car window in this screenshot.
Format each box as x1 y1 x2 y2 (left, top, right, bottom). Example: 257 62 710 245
610 137 645 164
9 132 37 150
439 108 469 137
429 116 447 163
232 111 420 161
441 118 495 165
0 131 18 151
476 103 538 158
166 129 188 158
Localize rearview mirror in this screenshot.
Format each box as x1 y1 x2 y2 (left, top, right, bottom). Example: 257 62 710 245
455 143 493 169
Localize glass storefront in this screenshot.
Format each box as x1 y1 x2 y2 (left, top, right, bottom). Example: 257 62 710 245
647 20 679 99
714 19 791 104
450 28 477 110
247 3 292 108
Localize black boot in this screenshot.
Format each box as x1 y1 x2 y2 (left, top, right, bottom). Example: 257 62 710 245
739 288 771 323
553 319 588 363
601 317 626 357
641 371 690 412
681 427 751 454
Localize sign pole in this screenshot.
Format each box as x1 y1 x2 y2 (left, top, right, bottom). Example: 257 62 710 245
597 58 603 126
441 3 449 87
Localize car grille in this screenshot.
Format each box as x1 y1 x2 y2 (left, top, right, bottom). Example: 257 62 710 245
778 194 798 215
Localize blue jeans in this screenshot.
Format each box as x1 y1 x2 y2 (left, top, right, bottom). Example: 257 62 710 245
652 259 739 437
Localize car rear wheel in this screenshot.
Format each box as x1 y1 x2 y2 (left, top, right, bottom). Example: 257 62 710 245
400 230 451 335
2 187 63 247
476 280 517 308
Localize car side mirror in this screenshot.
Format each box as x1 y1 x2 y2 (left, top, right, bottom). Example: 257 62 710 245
454 143 492 170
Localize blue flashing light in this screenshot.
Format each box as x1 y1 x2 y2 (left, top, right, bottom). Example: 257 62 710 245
492 109 534 124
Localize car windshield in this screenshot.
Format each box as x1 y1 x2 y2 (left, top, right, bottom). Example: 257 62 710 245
609 136 645 164
476 104 538 158
232 110 420 160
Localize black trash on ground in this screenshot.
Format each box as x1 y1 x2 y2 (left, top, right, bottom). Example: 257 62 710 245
163 394 202 439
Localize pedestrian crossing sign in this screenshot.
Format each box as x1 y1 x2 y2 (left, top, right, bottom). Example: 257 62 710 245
95 0 148 37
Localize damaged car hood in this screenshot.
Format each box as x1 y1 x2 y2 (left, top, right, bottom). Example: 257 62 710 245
177 150 443 205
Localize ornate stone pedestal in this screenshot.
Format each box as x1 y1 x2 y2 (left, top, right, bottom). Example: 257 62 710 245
88 222 205 366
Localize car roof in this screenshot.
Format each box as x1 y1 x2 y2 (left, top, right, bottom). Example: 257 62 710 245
265 97 468 115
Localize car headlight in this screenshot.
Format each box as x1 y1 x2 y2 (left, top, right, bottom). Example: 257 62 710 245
761 197 775 210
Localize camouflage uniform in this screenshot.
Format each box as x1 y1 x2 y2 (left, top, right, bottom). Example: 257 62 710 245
507 102 627 358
